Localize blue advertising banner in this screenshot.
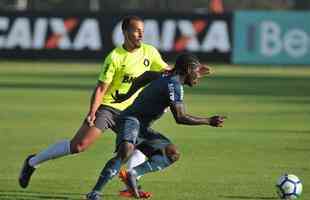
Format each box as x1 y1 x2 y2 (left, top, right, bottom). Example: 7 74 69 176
233 11 310 64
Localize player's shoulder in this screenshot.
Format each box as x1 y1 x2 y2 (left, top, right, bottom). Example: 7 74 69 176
156 75 180 89
141 43 159 53
104 46 125 63
110 46 126 58
167 75 180 84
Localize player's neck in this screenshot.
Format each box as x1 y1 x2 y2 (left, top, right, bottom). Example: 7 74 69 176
173 73 186 84
122 43 139 53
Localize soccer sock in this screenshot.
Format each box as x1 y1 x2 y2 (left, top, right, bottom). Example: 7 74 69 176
120 149 146 190
29 140 71 168
130 154 171 177
127 149 146 170
92 157 122 192
127 149 146 179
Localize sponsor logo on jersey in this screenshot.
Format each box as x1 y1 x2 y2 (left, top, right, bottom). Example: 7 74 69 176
143 58 150 67
168 83 175 101
122 75 135 83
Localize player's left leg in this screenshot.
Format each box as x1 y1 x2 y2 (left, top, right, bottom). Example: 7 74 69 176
87 141 136 200
86 116 140 200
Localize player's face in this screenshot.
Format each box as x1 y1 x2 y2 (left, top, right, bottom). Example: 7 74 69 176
125 20 144 49
184 67 200 87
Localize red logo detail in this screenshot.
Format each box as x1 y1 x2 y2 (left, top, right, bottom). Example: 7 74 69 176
45 18 78 49
174 20 207 52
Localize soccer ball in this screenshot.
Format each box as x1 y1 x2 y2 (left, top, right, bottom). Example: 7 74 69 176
276 174 302 199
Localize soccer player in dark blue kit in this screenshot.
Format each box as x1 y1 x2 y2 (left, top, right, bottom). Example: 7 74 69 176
86 53 226 200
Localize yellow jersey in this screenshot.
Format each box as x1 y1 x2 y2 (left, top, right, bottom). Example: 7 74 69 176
98 43 167 110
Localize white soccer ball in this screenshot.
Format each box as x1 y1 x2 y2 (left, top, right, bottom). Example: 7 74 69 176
276 174 302 199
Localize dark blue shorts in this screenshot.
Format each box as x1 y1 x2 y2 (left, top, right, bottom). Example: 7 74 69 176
116 116 172 155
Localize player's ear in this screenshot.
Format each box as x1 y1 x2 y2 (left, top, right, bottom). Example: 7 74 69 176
123 30 128 38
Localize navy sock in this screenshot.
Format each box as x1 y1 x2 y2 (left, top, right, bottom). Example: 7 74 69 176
132 154 171 177
92 157 122 192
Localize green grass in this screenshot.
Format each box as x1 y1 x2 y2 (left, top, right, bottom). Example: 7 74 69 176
0 61 309 200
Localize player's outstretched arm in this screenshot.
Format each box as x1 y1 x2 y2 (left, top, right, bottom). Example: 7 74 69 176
112 71 162 103
197 64 211 78
170 103 226 127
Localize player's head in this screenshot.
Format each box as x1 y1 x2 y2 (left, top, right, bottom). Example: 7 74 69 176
174 53 201 87
121 15 144 49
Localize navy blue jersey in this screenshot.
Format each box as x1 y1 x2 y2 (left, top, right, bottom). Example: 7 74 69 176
121 74 184 127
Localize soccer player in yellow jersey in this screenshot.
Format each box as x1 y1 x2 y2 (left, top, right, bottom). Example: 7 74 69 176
19 16 169 197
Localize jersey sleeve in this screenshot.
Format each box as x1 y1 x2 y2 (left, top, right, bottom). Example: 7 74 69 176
150 46 168 72
98 53 116 84
167 81 184 104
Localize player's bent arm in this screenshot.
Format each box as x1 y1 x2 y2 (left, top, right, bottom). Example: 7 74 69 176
88 81 110 116
170 103 209 125
132 71 162 88
112 71 162 103
170 103 226 127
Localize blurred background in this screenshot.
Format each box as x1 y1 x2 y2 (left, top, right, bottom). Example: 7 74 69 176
1 0 310 64
1 0 310 12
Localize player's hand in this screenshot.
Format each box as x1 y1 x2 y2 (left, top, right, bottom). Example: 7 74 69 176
209 115 226 127
86 113 96 127
197 64 211 78
112 90 128 103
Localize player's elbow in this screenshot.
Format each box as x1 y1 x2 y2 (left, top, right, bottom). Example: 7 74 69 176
174 115 188 125
96 81 109 94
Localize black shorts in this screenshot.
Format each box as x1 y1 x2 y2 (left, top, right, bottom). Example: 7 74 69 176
93 105 121 133
116 116 172 156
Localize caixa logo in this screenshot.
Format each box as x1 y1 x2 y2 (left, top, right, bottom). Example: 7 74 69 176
112 19 231 53
0 17 102 50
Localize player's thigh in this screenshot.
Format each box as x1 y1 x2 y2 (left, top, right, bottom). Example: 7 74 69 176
142 128 172 150
94 105 120 133
70 122 101 153
71 106 120 149
139 128 180 162
116 116 140 151
137 128 171 155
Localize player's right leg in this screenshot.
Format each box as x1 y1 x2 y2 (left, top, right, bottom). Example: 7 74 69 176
19 122 101 188
121 130 180 198
131 143 180 177
120 143 180 199
119 149 146 197
18 105 119 188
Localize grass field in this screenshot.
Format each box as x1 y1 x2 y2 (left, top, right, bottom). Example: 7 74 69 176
0 62 309 200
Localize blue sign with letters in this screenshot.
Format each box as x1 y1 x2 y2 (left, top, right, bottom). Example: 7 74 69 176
233 11 310 64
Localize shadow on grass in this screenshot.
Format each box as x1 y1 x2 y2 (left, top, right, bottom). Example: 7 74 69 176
223 129 310 135
0 72 97 80
1 75 310 97
0 82 93 91
188 75 310 97
220 195 278 200
0 190 115 200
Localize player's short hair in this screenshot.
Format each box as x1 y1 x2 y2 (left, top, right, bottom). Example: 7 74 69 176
175 53 200 75
121 15 143 32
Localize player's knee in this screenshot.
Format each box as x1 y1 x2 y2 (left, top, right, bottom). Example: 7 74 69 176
70 140 89 154
165 144 180 163
70 127 101 154
118 141 135 162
